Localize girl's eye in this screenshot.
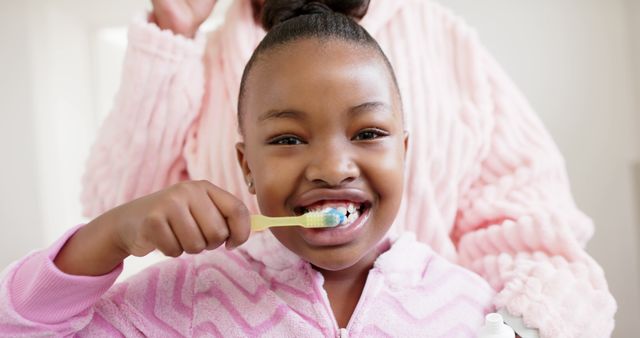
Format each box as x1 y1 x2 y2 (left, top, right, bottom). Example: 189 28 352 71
353 128 389 141
268 135 304 145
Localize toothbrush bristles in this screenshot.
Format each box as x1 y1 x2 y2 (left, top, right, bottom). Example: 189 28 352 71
323 212 340 227
305 208 345 228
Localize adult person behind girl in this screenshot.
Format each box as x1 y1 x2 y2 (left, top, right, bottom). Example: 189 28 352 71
81 0 615 337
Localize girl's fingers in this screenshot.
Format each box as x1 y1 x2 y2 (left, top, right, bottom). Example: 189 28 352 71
148 218 184 257
201 181 251 249
189 191 229 250
167 203 208 254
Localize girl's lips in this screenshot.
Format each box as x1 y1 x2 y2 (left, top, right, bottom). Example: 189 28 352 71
297 207 371 247
292 188 370 211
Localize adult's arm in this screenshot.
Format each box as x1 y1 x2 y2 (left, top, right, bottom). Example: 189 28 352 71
454 37 616 338
81 16 206 218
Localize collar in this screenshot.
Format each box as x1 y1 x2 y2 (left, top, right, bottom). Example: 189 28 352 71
239 230 435 288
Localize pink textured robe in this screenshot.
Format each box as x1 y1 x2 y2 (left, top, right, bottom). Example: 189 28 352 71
1 227 495 337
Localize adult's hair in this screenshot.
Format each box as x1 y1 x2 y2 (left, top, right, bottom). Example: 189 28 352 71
237 0 401 131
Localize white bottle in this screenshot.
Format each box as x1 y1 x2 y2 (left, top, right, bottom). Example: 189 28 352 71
478 313 515 338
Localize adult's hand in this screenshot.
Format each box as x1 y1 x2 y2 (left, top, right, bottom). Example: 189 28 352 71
150 0 218 38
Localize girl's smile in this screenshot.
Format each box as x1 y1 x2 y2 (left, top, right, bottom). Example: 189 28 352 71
236 38 407 272
291 188 373 247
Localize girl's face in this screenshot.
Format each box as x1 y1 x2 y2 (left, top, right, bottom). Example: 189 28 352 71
237 38 407 271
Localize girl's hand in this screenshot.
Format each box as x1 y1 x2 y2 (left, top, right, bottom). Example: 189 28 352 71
113 180 251 257
54 180 250 276
150 0 218 38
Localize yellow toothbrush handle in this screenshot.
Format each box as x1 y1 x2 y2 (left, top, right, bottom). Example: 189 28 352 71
251 215 303 232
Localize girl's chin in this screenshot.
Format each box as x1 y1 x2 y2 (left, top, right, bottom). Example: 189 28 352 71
304 235 392 273
309 257 360 273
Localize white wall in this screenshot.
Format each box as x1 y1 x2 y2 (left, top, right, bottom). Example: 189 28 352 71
0 0 229 280
438 1 640 337
0 1 44 269
628 1 640 235
0 0 638 336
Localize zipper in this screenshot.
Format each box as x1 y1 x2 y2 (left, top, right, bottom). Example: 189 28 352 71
309 265 381 338
343 270 380 333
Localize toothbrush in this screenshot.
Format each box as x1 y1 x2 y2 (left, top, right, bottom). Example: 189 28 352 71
251 208 345 232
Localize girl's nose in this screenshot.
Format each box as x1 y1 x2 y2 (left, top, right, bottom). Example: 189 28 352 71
304 143 360 187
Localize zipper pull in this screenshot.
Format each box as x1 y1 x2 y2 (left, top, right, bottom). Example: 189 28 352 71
339 328 349 338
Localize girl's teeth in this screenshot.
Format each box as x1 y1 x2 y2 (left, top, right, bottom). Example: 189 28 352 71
347 204 356 213
305 203 364 226
346 211 359 223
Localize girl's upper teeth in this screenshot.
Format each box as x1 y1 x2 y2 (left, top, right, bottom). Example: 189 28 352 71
307 202 356 209
301 202 362 226
306 202 361 217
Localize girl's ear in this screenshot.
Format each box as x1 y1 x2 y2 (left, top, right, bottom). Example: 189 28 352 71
235 142 256 194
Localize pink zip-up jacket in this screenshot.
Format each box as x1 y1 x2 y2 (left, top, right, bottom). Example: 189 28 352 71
77 0 615 336
1 227 495 337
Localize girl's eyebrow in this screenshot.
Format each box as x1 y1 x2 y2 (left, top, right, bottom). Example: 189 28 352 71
257 101 391 123
258 109 307 123
349 101 392 116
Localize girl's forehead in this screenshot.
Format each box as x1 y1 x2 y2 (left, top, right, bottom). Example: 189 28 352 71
245 39 400 117
260 38 379 70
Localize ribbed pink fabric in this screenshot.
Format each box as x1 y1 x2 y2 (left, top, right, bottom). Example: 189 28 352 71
77 0 615 336
1 229 495 337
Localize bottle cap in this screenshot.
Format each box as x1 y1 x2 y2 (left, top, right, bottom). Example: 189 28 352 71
478 313 515 338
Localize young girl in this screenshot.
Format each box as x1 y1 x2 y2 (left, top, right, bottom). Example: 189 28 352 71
0 3 496 337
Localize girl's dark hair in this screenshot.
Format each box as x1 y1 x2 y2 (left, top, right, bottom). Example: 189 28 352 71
238 0 401 131
261 0 370 30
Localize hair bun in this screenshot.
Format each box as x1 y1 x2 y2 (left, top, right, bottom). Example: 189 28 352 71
261 0 371 31
299 2 332 16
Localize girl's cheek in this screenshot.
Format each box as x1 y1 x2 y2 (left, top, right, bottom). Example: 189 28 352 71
369 151 405 209
257 172 297 214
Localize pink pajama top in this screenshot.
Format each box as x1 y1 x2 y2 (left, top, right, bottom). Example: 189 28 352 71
1 227 494 337
72 0 613 336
